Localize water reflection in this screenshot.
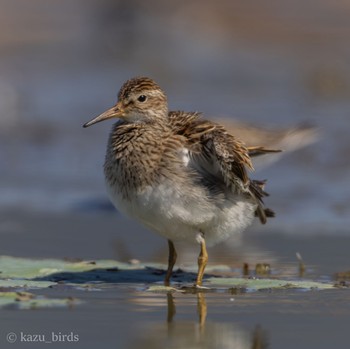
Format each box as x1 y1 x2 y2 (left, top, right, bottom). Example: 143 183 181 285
130 291 268 349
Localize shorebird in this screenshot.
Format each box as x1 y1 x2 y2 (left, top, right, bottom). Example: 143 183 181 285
83 77 276 286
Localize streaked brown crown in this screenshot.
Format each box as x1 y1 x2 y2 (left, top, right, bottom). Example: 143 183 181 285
116 77 168 121
118 77 164 100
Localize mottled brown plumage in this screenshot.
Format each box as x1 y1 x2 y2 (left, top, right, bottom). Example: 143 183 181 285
167 111 273 223
83 76 276 286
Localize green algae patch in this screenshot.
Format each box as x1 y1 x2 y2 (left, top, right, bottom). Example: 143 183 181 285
145 278 334 292
0 291 81 309
146 285 182 293
0 279 56 289
0 256 337 295
0 256 135 279
207 277 334 290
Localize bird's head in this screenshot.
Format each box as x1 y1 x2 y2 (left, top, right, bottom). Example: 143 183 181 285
83 77 168 128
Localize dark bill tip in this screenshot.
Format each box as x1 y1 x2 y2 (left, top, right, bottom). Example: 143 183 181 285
82 106 120 129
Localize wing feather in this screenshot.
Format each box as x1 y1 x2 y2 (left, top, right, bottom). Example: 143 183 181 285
168 111 274 224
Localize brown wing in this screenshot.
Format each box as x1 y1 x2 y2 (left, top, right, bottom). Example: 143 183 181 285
169 111 252 186
168 111 273 224
200 124 253 188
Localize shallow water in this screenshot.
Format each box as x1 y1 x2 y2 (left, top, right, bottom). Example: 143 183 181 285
2 261 350 349
0 211 349 348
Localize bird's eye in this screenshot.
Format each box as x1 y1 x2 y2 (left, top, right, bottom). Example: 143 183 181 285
137 95 147 102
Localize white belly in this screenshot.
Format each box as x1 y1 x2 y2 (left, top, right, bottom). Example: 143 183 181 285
106 179 257 247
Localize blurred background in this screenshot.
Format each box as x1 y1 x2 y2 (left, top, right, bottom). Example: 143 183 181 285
1 0 350 262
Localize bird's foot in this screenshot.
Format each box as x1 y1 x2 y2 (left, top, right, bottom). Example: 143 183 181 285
180 284 211 292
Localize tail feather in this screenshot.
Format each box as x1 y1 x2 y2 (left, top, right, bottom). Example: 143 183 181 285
249 179 275 224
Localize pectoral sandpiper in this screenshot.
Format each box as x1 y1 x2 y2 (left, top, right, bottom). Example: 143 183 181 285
83 77 276 286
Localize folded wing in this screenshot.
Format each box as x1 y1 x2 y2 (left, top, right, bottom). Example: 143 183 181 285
168 111 274 224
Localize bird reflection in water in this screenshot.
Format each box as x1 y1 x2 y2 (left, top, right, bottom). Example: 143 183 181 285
130 291 269 349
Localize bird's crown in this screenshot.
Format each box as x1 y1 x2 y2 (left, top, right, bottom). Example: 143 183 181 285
118 77 164 100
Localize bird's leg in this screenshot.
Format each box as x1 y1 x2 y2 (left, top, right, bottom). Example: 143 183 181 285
195 232 208 286
164 239 177 286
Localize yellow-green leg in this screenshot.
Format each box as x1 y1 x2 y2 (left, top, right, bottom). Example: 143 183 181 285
196 233 208 286
165 239 177 286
